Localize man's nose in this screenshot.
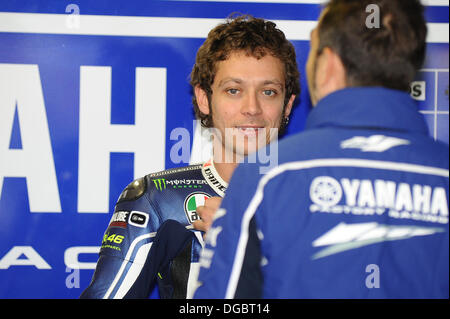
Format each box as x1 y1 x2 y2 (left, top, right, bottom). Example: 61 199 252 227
241 90 262 116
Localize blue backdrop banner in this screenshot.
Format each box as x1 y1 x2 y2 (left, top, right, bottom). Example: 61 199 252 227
0 0 448 298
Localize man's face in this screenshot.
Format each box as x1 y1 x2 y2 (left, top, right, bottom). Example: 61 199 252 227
198 50 294 161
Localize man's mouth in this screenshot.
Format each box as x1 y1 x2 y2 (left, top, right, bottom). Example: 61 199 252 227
235 126 265 137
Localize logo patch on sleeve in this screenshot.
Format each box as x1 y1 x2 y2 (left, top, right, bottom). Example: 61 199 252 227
184 192 211 224
129 211 149 228
109 211 129 228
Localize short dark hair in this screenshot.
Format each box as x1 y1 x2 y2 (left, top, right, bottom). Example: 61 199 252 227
190 14 300 129
318 0 427 91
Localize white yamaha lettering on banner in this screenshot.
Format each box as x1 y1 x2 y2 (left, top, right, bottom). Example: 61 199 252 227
78 66 167 213
0 246 100 270
0 64 61 212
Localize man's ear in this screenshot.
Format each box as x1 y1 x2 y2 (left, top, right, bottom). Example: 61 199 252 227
322 47 347 90
284 94 296 118
316 47 347 98
194 85 210 115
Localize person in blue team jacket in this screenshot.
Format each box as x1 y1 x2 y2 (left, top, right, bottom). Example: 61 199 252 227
194 0 449 298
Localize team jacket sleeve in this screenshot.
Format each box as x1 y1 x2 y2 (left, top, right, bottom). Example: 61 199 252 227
193 164 263 299
80 178 161 299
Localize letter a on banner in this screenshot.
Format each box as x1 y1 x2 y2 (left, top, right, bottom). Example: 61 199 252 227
0 246 51 269
0 64 61 212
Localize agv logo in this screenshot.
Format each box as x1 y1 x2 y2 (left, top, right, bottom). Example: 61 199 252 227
184 192 211 224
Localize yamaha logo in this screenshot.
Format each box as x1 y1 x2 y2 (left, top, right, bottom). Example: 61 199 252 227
308 176 448 225
309 176 343 208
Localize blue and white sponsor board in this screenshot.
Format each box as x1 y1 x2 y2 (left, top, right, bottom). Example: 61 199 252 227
0 0 448 298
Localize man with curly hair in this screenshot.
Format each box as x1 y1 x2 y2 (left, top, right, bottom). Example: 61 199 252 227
81 14 300 299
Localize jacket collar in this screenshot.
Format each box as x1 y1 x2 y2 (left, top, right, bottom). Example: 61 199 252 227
305 87 429 135
201 158 228 197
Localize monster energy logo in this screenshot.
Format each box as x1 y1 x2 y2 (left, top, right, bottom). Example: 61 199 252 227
153 178 207 191
153 178 166 191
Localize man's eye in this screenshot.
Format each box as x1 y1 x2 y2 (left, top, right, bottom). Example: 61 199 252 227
227 88 239 95
263 89 277 97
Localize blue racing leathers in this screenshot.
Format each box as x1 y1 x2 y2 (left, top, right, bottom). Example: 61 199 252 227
80 160 227 299
194 87 449 299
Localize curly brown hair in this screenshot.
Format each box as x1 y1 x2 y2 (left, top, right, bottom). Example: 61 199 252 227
190 14 300 130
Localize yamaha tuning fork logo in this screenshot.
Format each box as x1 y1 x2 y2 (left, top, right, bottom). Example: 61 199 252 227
310 176 343 209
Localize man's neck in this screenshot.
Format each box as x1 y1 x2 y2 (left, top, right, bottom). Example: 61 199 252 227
213 160 239 183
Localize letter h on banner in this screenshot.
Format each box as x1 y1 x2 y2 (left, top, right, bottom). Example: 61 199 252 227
78 66 166 213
